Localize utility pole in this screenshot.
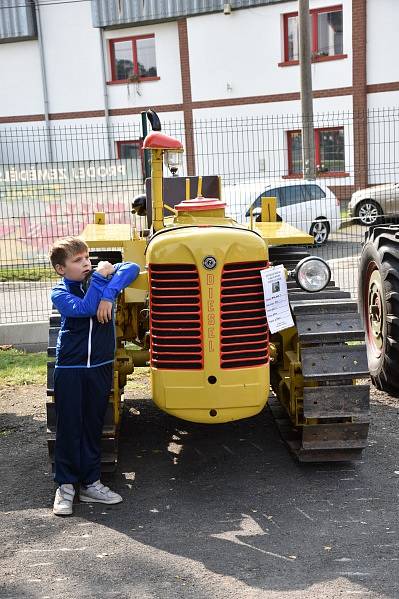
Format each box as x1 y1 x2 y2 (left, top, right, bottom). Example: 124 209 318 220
299 0 316 179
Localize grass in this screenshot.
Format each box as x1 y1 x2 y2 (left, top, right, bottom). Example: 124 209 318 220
0 348 149 390
0 348 47 387
0 266 58 282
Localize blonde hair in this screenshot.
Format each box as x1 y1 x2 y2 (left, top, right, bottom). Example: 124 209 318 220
49 236 88 269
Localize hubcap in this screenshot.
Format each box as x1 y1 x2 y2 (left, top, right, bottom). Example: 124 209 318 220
365 265 384 358
312 221 328 244
358 203 379 225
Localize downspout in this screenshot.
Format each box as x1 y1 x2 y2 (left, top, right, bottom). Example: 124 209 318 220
98 27 113 158
34 0 53 162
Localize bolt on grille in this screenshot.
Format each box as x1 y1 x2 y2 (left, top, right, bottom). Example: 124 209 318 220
220 261 269 369
149 264 203 369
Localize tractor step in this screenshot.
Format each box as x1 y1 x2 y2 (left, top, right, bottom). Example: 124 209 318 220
300 344 369 380
47 436 118 473
292 301 365 343
269 396 368 463
47 361 55 396
46 401 116 434
288 290 352 302
303 385 370 419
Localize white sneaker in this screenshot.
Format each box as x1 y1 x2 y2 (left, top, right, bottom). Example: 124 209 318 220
53 484 75 516
79 480 122 505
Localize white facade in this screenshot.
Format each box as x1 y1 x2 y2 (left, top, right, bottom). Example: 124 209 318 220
188 0 353 102
0 0 380 123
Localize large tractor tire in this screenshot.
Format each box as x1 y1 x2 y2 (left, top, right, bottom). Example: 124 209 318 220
269 246 370 462
358 225 399 396
46 250 123 474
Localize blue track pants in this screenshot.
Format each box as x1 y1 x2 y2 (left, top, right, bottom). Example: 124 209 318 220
53 363 113 485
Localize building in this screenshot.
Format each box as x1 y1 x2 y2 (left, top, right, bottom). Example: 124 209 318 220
0 0 398 198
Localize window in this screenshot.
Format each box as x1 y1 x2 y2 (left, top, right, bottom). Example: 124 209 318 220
246 189 279 216
303 185 326 201
116 140 143 175
283 6 344 64
287 128 345 175
109 35 157 82
278 186 306 208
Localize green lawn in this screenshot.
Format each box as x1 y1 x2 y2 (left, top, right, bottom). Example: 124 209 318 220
0 266 58 282
0 348 47 387
0 348 149 390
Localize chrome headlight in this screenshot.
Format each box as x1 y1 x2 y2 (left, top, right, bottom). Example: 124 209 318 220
294 257 331 293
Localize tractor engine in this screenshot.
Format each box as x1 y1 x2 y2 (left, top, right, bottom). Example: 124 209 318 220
147 224 270 424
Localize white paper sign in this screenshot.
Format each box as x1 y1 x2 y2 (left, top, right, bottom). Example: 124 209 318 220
261 264 294 334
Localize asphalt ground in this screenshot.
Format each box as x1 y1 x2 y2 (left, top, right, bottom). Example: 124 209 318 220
0 377 398 599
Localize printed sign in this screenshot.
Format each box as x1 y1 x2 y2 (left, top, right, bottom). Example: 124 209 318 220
261 264 294 334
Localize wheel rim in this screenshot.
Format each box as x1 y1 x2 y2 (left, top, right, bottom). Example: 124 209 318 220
311 221 328 244
358 203 379 225
364 261 385 359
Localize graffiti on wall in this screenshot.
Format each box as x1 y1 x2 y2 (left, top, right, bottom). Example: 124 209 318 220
0 160 144 264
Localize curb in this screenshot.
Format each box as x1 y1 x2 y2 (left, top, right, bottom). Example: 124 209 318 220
0 321 48 353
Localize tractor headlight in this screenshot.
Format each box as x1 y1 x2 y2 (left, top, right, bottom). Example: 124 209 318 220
294 257 331 293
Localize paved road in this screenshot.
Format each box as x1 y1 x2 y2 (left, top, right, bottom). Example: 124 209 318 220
0 382 398 599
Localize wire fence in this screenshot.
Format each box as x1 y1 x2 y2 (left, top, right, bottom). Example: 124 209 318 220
1 108 399 324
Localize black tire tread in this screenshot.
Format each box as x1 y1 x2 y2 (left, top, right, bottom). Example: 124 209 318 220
359 230 399 396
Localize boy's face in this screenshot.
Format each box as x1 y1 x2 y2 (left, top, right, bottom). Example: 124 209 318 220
55 251 92 281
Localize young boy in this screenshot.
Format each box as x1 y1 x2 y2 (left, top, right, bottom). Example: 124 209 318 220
49 236 140 516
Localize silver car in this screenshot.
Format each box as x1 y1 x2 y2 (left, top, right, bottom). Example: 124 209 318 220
348 183 399 225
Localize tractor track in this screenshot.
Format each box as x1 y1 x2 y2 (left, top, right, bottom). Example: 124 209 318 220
269 247 370 462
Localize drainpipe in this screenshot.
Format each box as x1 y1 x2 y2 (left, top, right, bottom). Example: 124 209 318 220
34 0 53 162
98 27 113 158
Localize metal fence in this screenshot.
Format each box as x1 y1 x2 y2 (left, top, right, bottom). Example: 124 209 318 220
1 108 399 324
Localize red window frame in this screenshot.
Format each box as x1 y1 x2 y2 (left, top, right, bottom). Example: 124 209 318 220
108 34 159 84
287 127 348 177
281 5 347 66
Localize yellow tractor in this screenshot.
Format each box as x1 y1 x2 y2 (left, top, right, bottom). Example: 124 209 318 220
47 111 370 468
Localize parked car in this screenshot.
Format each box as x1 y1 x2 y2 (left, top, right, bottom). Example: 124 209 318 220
348 183 399 226
223 180 341 245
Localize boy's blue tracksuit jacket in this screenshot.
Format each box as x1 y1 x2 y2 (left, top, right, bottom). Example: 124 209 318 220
51 262 140 368
50 262 140 485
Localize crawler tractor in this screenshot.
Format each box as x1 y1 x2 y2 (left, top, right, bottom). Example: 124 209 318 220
47 112 370 469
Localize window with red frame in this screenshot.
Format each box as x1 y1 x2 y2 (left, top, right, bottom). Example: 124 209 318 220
110 35 157 82
287 128 345 175
283 6 343 63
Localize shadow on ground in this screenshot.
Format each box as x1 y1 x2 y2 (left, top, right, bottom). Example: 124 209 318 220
1 386 398 598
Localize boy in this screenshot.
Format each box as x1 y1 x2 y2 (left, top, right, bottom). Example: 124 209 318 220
49 236 140 516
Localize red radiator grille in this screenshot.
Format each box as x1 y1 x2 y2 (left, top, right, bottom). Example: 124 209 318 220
221 261 269 369
149 264 203 370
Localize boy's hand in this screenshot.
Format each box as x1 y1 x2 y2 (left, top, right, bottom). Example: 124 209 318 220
97 299 113 324
96 261 115 277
